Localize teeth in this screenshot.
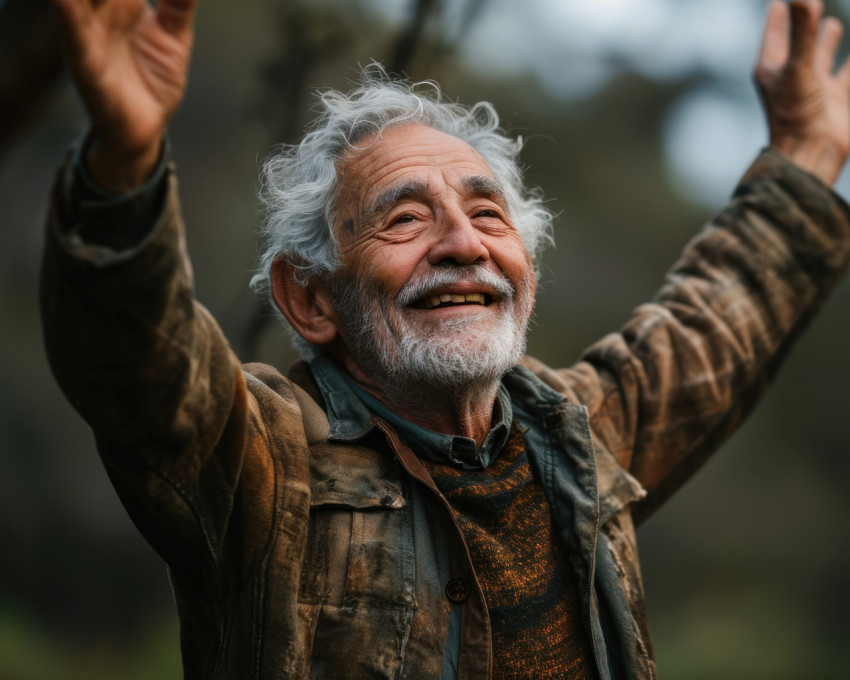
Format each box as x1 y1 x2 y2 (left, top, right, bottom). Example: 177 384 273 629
420 293 487 309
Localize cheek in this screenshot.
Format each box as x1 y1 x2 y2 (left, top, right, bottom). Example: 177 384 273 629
495 243 536 314
341 243 423 294
493 237 534 279
338 238 383 280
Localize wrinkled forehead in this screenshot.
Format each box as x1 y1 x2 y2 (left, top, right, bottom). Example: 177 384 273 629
334 123 497 212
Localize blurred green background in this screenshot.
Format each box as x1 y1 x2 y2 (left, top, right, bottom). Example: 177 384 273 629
2 0 850 677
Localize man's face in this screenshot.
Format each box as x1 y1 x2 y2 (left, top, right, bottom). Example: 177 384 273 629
329 123 536 393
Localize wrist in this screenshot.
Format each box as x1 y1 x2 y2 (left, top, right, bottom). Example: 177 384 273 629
769 136 846 186
85 136 165 193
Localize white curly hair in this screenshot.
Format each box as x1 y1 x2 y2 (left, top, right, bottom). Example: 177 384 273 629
252 63 554 300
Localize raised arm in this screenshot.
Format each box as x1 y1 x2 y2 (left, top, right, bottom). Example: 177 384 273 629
51 0 197 190
541 1 850 520
42 0 272 591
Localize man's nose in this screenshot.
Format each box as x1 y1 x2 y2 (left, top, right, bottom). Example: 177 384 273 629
426 209 488 266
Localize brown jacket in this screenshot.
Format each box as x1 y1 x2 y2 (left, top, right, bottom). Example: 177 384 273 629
41 150 850 678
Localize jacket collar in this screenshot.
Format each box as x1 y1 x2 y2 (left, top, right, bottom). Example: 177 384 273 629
504 364 645 524
308 354 512 469
307 354 645 521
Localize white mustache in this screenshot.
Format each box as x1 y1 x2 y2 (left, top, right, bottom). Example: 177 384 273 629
395 266 514 307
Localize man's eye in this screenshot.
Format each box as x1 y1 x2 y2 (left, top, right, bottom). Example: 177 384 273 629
474 209 500 219
392 213 416 225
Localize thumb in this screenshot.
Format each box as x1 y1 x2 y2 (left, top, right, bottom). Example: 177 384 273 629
157 0 199 41
758 1 791 72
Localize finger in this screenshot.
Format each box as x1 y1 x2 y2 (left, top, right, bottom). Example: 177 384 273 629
789 1 824 66
814 16 844 73
757 1 790 72
50 0 92 55
157 0 198 40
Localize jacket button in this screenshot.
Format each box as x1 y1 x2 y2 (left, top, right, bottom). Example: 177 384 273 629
445 578 471 603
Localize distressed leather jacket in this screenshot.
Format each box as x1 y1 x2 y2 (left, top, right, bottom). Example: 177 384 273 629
41 150 850 679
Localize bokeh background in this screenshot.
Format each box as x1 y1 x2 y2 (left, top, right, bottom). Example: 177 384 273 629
3 0 850 677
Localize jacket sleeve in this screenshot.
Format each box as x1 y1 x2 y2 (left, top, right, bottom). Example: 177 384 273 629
40 159 277 597
549 149 850 522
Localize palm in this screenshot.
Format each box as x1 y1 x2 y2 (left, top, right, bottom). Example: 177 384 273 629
755 1 850 185
53 0 196 157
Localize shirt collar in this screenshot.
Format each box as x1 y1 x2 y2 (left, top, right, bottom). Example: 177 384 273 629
308 354 513 469
308 354 376 441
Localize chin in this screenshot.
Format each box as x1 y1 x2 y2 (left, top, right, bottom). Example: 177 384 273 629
331 272 530 392
385 318 527 392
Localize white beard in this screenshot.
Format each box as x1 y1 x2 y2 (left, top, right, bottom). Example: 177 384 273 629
331 265 532 400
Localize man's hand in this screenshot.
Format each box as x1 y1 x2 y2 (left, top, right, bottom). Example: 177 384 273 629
756 1 850 186
51 0 198 191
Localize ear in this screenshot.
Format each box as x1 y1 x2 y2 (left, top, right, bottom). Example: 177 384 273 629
271 260 340 345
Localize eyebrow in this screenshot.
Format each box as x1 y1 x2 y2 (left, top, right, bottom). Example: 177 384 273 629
358 174 508 230
462 175 507 206
362 180 430 227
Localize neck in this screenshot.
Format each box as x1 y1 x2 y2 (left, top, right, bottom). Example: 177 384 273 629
345 358 501 446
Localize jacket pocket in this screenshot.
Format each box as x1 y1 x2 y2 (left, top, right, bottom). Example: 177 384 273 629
299 493 414 607
299 448 417 678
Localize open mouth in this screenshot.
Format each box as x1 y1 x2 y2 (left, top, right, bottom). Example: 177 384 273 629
411 292 491 310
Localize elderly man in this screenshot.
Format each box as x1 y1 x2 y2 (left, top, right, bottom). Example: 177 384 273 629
42 0 850 678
